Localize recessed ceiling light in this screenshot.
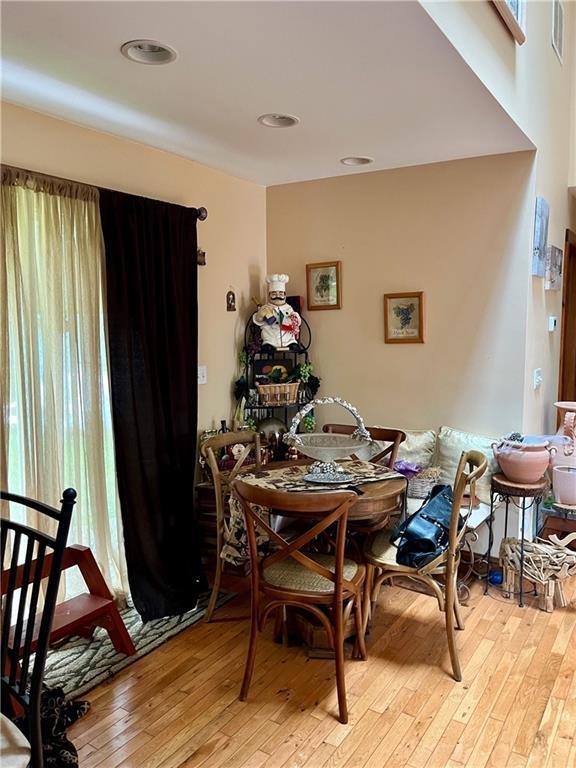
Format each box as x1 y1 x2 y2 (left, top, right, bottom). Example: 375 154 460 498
120 39 177 65
257 114 300 128
340 156 374 166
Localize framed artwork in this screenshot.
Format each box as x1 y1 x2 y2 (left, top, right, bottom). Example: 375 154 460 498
306 261 342 310
492 0 526 44
253 358 294 384
384 292 424 344
545 245 563 290
532 196 550 277
552 0 564 62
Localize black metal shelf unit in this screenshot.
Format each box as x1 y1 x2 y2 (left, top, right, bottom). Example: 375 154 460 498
238 312 315 422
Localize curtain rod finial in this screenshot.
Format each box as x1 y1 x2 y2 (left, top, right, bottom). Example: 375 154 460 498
197 207 208 221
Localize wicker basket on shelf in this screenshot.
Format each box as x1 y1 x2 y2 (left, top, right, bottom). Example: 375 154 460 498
256 380 300 405
408 466 442 499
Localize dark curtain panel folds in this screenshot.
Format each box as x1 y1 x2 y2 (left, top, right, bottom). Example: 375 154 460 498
99 189 206 620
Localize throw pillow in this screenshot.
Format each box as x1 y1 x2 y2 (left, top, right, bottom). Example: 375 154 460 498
397 429 437 468
435 425 498 504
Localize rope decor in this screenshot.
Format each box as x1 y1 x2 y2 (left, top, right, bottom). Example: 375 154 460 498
499 536 576 612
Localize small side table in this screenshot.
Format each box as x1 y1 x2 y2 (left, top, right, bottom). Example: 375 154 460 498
485 473 547 607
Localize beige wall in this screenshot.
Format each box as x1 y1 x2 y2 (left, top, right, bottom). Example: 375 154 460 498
571 12 576 193
267 152 534 437
1 102 266 430
423 0 575 434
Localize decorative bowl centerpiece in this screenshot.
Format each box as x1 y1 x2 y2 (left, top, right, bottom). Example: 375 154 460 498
283 397 373 483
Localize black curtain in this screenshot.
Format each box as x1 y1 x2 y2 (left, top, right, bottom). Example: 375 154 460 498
99 189 206 620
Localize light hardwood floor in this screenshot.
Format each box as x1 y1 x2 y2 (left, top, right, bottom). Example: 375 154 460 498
70 576 576 768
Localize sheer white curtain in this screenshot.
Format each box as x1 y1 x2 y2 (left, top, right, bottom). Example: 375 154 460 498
1 166 129 598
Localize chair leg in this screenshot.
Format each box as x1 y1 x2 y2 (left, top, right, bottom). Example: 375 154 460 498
334 602 348 724
205 553 223 622
362 564 374 637
353 594 367 661
453 575 465 631
240 599 259 701
445 573 462 682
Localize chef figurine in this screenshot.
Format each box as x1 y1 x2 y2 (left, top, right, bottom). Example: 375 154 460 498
253 274 302 353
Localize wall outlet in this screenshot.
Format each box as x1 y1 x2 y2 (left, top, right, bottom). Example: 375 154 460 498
198 365 207 385
533 368 542 390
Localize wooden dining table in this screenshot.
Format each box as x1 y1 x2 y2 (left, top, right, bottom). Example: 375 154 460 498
220 459 408 570
237 458 407 528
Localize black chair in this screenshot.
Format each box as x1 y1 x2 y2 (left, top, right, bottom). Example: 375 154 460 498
1 488 76 768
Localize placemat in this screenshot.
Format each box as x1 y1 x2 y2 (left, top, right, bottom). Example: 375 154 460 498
240 460 404 492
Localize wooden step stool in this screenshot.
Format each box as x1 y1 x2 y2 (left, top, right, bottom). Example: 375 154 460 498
2 544 136 657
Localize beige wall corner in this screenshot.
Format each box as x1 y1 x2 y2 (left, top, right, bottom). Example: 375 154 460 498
1 101 266 430
267 152 534 437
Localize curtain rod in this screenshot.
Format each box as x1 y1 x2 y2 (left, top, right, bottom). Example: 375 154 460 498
2 165 208 219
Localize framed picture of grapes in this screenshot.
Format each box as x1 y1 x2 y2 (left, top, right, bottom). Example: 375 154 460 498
306 261 342 310
384 292 424 343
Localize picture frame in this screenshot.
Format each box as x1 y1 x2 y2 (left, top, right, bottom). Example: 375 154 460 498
492 0 526 44
306 261 342 310
253 358 294 384
532 196 550 277
545 245 563 290
552 0 564 62
384 292 425 344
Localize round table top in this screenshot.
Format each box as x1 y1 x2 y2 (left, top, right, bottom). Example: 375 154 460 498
239 459 407 522
491 472 547 497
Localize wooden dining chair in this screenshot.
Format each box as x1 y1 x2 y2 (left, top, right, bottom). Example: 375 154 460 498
323 424 407 536
200 430 262 621
232 478 366 724
323 424 406 468
362 450 487 681
1 488 76 768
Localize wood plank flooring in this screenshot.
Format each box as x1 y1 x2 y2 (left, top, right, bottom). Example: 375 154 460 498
70 577 576 767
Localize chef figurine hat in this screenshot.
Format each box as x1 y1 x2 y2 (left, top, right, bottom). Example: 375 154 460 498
266 273 289 293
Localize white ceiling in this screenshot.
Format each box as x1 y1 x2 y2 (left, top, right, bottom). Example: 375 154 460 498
1 1 533 186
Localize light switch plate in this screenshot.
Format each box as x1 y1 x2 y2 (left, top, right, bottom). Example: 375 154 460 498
198 365 207 385
548 316 557 332
533 368 542 389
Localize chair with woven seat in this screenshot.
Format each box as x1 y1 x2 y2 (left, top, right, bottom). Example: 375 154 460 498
323 424 406 468
232 478 366 724
362 450 487 681
200 430 262 621
1 488 76 768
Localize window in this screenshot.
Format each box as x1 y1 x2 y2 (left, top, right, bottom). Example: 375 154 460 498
1 167 129 598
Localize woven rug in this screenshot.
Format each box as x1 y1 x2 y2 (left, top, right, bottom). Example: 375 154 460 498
43 590 236 700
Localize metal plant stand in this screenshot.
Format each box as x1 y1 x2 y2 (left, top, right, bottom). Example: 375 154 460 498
485 473 547 607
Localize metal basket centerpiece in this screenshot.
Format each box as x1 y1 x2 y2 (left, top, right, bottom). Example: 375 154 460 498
283 397 373 483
